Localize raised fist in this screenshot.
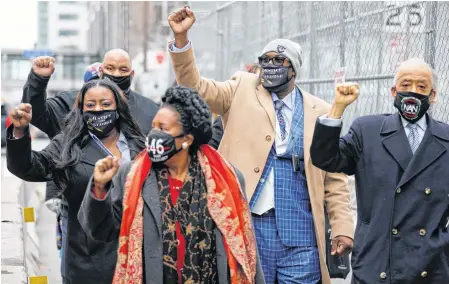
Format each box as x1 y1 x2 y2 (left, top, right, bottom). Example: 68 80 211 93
334 82 360 108
93 156 120 191
168 6 196 35
10 103 32 130
32 56 56 77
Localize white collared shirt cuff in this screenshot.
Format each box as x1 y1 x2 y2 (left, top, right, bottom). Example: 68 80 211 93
170 41 192 53
318 114 343 127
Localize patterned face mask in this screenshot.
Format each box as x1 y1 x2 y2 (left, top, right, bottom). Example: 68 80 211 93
83 110 118 137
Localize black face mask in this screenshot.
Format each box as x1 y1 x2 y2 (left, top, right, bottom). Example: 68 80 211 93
261 65 294 93
394 90 432 123
83 110 118 138
103 73 132 92
146 130 185 163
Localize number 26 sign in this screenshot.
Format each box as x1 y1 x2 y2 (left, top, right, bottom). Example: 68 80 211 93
385 2 425 33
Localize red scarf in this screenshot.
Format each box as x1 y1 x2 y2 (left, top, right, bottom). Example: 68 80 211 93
112 145 257 284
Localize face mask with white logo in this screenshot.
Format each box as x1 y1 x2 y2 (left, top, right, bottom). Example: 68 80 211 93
393 91 432 123
83 110 118 137
145 130 185 164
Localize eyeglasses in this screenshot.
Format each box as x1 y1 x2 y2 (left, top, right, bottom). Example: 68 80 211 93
258 55 289 67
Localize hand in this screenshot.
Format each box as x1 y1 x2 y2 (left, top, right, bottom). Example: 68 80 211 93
331 235 353 256
10 103 32 137
93 156 120 191
334 82 359 108
328 82 359 118
32 56 56 77
168 6 196 35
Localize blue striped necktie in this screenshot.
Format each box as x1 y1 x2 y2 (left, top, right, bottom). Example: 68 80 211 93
274 100 287 140
407 123 420 154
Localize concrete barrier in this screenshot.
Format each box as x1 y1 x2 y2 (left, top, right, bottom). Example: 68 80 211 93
19 181 44 279
1 182 27 284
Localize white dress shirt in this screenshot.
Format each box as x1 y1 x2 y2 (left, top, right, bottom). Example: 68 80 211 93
318 114 427 151
252 90 296 215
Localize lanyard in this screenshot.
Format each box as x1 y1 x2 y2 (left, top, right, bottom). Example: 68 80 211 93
89 132 115 157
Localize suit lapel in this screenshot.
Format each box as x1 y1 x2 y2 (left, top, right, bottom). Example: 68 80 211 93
142 170 162 236
80 138 107 166
397 117 448 188
381 114 413 171
128 139 142 160
301 89 319 166
255 86 276 130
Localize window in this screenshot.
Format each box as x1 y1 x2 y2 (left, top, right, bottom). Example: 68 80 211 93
59 14 78 20
59 30 79 36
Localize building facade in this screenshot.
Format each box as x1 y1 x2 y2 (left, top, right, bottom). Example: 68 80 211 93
37 1 88 52
86 1 186 58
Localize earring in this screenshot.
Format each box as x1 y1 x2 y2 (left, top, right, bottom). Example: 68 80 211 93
182 142 188 149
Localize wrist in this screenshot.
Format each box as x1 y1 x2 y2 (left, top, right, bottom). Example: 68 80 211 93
174 33 189 49
93 181 106 192
13 127 26 139
328 104 347 119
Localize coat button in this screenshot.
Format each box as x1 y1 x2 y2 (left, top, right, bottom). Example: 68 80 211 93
392 228 398 235
380 272 387 279
421 271 428 277
425 188 431 195
396 188 401 193
419 229 426 236
254 167 260 173
265 135 272 141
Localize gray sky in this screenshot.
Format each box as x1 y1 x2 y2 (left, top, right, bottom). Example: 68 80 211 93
0 0 37 49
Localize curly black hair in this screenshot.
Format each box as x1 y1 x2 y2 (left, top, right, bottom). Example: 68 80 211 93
161 86 212 153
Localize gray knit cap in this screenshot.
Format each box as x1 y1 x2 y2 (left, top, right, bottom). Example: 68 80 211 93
261 39 303 78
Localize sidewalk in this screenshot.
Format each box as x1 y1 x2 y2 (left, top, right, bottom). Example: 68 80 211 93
1 152 26 283
1 139 61 284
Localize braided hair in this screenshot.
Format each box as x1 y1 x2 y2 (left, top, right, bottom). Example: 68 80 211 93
161 86 212 154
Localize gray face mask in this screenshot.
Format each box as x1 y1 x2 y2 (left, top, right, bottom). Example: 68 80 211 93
261 65 294 93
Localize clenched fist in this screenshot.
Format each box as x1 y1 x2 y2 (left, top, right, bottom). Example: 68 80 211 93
168 6 196 35
32 56 56 77
328 82 360 119
334 82 359 107
10 103 32 138
93 156 120 194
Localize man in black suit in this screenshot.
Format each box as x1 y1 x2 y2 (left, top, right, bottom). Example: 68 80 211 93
23 49 158 137
311 58 449 283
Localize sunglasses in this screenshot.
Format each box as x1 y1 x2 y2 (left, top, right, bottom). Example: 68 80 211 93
258 55 289 67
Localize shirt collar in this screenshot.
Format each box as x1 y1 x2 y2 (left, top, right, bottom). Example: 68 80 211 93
271 88 296 111
401 115 427 131
117 132 128 146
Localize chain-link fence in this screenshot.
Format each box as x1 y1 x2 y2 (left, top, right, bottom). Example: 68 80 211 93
187 1 449 133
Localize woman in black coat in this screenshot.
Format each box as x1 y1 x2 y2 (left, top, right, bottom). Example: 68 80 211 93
6 79 145 284
78 86 265 284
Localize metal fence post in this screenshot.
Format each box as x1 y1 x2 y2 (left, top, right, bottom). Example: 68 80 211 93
376 7 385 112
340 1 347 68
309 2 316 95
425 1 437 69
279 1 284 38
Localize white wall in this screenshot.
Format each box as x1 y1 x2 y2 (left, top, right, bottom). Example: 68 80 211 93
47 1 87 51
